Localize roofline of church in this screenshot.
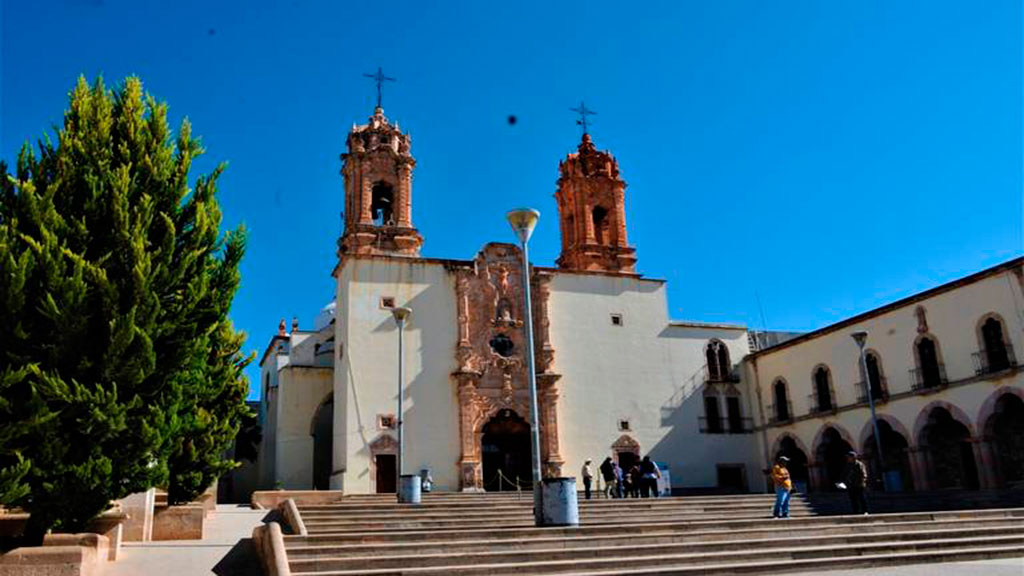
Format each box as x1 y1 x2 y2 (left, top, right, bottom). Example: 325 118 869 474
748 256 1024 359
332 253 666 283
258 334 288 368
668 320 747 330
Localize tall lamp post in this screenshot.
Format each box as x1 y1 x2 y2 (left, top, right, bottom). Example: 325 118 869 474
852 330 887 491
392 306 419 503
506 210 543 495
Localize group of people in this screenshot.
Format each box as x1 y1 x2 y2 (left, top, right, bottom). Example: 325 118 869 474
771 450 870 518
581 455 662 499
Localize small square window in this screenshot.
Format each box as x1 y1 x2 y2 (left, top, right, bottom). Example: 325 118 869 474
378 414 396 430
618 419 630 431
380 296 396 309
611 314 623 326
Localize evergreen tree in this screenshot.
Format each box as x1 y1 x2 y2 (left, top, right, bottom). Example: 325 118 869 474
0 77 251 541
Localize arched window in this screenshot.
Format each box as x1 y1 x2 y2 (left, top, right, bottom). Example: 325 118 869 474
979 316 1011 373
813 366 833 412
772 379 790 422
371 181 394 226
914 336 945 389
592 206 609 244
705 340 732 382
703 396 723 433
725 394 745 433
864 352 885 402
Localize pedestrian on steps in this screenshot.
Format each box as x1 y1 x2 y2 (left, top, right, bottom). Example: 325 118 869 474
843 451 869 515
771 456 792 519
639 455 661 498
581 459 594 500
612 460 624 498
599 457 615 499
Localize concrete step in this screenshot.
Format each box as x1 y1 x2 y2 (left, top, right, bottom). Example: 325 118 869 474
296 500 813 515
287 535 1024 574
287 525 1024 571
299 505 813 523
285 517 1024 558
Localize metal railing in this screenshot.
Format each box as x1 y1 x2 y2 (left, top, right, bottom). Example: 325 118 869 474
855 377 889 404
699 416 754 434
909 363 948 391
806 392 836 414
972 343 1017 375
704 364 741 384
767 401 793 424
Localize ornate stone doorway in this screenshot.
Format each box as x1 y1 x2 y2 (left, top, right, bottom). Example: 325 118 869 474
481 410 532 491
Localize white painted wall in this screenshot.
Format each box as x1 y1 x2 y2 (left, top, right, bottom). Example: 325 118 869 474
334 257 461 492
546 272 759 489
274 365 333 488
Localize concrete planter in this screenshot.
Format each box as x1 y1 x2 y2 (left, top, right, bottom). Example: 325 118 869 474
152 505 204 541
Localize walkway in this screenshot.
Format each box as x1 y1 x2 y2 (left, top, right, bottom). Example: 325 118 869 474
106 505 265 576
825 558 1023 575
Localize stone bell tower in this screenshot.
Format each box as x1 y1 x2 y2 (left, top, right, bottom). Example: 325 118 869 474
338 106 423 257
555 133 637 274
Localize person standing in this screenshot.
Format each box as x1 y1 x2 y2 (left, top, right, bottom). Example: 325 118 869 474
581 459 594 500
771 456 792 519
639 455 661 498
599 457 615 499
612 460 624 498
843 451 869 515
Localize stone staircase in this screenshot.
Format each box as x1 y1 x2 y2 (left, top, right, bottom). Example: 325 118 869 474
269 492 1024 575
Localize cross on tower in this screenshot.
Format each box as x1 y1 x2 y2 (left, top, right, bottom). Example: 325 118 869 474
570 101 597 136
363 67 396 110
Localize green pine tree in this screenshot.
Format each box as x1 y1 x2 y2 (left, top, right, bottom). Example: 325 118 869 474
0 76 251 542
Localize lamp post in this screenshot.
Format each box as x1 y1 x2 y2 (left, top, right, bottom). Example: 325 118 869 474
506 209 543 494
391 306 418 503
852 330 887 491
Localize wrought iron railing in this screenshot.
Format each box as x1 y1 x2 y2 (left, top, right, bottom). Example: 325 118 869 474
972 343 1017 375
704 364 741 384
806 392 835 414
855 377 889 404
766 400 793 424
699 416 753 434
909 363 948 391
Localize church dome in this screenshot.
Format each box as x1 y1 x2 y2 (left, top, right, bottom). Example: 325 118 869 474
314 299 337 331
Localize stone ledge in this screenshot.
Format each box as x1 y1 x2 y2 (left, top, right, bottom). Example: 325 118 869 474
252 522 290 576
0 533 109 576
251 490 343 510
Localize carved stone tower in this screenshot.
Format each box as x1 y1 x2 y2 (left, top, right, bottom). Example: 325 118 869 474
554 134 637 274
339 107 423 257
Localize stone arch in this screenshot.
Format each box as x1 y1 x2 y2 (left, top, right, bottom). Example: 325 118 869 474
857 348 888 401
770 377 792 422
706 339 732 382
812 423 856 490
857 414 912 450
913 400 977 443
771 433 810 489
770 432 811 460
611 434 641 471
912 333 947 388
977 386 1024 434
310 392 334 490
975 313 1014 373
810 363 835 412
811 422 857 452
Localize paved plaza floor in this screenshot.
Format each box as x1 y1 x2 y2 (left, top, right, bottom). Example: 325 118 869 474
823 558 1023 575
105 505 265 576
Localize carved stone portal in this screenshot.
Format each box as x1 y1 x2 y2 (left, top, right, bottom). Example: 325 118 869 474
452 243 563 490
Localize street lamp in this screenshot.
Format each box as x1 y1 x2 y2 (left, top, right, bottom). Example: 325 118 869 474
852 330 887 491
391 306 418 503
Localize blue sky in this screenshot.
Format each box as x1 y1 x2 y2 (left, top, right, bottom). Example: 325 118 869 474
3 1 1021 398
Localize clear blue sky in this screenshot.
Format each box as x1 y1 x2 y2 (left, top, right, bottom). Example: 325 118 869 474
3 1 1021 398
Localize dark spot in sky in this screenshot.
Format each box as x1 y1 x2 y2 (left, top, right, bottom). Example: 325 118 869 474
507 115 517 125
208 28 216 36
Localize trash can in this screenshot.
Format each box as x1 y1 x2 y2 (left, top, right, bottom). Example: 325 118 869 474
398 474 421 504
538 477 579 526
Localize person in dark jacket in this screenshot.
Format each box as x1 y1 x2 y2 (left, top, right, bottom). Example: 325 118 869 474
842 451 869 515
639 455 661 498
599 457 615 499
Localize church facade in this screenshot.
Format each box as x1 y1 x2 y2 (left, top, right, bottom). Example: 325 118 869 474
248 104 1024 497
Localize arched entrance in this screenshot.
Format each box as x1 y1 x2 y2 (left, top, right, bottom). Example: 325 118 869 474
311 395 333 490
775 436 809 491
481 410 532 491
986 393 1024 486
920 407 979 489
815 427 853 490
863 420 913 491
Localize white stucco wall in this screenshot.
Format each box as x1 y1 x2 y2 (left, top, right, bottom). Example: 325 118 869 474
274 365 333 489
547 272 758 489
334 257 461 492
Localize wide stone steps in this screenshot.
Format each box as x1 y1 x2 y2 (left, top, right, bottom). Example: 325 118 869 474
285 517 1024 558
276 493 1024 575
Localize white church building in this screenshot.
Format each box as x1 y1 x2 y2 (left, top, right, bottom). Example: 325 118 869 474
246 104 1024 497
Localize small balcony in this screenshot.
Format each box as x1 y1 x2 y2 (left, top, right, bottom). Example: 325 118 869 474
806 392 836 415
909 363 948 392
699 416 754 434
855 378 889 404
972 343 1017 376
704 365 741 384
766 401 793 424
